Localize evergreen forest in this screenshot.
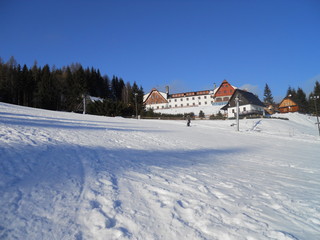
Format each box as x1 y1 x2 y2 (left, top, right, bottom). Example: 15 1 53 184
0 57 144 117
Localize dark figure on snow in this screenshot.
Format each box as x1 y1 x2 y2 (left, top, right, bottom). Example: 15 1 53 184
187 115 191 127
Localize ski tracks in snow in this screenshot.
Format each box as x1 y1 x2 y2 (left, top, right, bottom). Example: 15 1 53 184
1 105 320 240
0 124 85 239
74 148 131 240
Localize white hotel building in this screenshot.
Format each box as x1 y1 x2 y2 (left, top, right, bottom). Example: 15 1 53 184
143 80 236 112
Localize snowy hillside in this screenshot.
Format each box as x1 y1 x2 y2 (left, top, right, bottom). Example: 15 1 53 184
0 102 319 240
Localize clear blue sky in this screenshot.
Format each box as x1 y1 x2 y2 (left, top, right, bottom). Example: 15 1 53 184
1 0 320 102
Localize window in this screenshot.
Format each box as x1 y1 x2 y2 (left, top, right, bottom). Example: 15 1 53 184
181 104 183 107
169 100 171 102
199 102 201 105
175 99 177 102
192 97 195 100
169 105 171 108
198 96 201 99
175 104 177 107
205 102 207 105
243 107 246 111
232 109 235 113
204 96 207 99
193 103 195 106
162 106 164 109
186 98 189 101
180 98 183 101
187 103 189 106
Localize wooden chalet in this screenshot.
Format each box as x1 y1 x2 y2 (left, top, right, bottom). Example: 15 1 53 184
144 88 168 105
221 89 265 118
212 80 236 105
278 97 299 113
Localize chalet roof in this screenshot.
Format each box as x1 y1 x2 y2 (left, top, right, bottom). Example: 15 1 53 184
143 88 168 103
278 97 298 108
221 89 265 110
213 79 237 98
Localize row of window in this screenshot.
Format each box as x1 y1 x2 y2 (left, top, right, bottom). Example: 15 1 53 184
169 95 210 102
151 101 213 109
232 107 247 113
215 97 230 102
171 91 210 98
170 101 211 107
217 89 233 94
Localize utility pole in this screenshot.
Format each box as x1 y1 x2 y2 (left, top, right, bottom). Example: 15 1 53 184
235 95 240 131
83 94 86 114
311 95 320 136
135 93 138 119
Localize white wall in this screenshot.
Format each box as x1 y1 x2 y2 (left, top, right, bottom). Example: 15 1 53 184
227 104 265 118
168 94 213 108
146 102 169 110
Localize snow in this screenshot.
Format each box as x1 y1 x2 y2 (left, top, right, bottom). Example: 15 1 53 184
0 102 319 240
154 104 223 116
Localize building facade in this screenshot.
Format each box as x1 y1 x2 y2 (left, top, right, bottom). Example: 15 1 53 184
143 80 236 111
221 89 265 118
278 97 299 113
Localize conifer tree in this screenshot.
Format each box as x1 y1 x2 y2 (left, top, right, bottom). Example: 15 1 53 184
263 84 274 105
296 87 308 113
286 86 297 99
309 81 320 114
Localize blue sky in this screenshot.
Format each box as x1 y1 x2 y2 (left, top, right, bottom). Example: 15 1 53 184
1 0 320 102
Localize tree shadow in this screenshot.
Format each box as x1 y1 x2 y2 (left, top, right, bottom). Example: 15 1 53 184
0 142 245 239
0 114 163 132
1 142 245 192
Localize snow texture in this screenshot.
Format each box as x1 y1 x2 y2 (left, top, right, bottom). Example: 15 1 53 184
0 102 319 240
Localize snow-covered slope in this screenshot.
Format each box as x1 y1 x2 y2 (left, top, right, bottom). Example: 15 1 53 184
0 102 319 240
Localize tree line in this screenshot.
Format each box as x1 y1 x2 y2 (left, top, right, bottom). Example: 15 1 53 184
0 56 144 117
263 82 320 114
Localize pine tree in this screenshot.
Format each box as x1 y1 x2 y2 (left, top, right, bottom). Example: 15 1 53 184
309 81 320 114
36 64 58 110
111 76 124 101
286 86 297 99
263 84 274 105
296 87 308 113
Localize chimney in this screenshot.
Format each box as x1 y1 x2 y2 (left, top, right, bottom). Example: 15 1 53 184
165 86 169 97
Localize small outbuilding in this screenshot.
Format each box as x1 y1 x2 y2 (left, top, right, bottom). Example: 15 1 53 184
221 89 265 118
278 97 299 113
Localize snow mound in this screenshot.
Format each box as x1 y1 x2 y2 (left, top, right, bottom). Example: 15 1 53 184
0 102 319 240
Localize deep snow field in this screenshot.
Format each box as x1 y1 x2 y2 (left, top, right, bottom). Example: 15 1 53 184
0 102 319 240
